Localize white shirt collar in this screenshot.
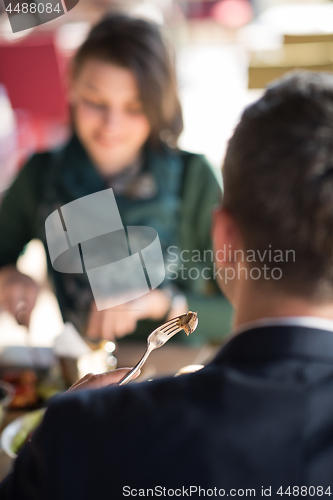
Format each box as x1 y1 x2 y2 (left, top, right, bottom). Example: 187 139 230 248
232 316 333 338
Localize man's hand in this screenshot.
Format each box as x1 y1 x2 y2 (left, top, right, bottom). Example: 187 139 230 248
0 265 39 327
86 289 174 341
67 368 140 393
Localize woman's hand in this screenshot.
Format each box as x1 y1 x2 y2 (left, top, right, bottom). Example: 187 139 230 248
86 289 187 341
66 368 139 393
0 265 39 327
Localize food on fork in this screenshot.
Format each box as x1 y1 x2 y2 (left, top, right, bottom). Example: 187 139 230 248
177 311 198 335
118 311 199 385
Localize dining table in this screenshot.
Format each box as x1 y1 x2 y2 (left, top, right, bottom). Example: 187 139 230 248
0 339 218 482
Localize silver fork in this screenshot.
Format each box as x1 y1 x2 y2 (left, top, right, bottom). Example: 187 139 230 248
118 314 189 386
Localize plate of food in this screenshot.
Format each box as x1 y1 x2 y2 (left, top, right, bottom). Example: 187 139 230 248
1 408 46 459
0 345 66 410
0 367 64 410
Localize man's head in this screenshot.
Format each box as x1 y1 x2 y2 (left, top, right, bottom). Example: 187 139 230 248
214 71 333 305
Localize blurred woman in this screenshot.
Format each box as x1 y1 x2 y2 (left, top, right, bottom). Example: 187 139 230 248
0 14 232 343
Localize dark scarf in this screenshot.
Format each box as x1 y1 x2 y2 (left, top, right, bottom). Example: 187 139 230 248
38 135 183 331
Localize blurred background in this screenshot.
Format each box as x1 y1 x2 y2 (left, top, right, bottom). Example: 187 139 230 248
1 0 333 347
3 0 333 191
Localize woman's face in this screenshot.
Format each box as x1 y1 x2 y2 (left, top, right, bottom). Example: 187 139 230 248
71 59 151 175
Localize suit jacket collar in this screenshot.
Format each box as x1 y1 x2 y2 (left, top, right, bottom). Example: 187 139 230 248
212 324 333 366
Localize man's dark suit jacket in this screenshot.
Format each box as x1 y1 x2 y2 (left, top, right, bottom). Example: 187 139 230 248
1 324 333 499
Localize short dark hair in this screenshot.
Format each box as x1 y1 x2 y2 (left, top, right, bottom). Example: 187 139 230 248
72 13 183 147
223 71 333 300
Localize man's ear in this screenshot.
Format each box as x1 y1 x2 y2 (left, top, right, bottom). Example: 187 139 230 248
212 207 241 265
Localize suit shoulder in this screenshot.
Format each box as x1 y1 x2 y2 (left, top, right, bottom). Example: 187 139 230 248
47 371 209 426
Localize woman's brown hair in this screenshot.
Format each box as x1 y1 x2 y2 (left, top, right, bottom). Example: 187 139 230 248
72 13 183 147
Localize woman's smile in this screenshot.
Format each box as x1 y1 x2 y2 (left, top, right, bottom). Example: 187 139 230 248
93 134 125 149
